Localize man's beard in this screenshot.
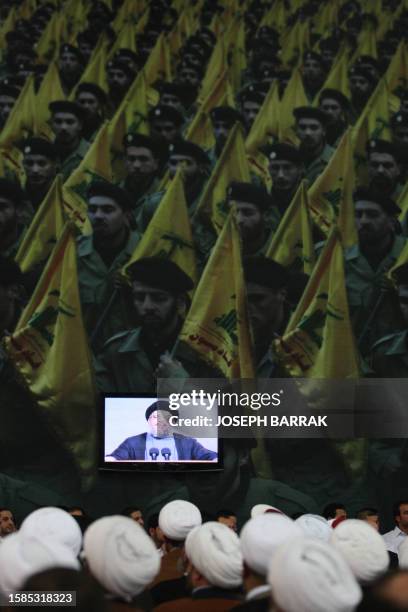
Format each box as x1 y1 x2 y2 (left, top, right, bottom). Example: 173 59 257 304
126 172 154 194
140 302 178 333
0 215 17 244
369 175 394 195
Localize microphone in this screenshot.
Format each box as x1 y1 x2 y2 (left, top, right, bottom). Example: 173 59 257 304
161 448 171 461
149 448 159 461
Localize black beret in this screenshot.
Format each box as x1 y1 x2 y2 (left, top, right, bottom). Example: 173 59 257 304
303 50 324 65
210 106 244 126
366 138 401 162
145 400 173 421
21 138 57 160
0 178 24 207
106 59 135 80
227 181 272 211
266 143 303 165
318 88 350 110
114 48 139 63
391 112 408 128
123 133 165 160
87 181 133 211
0 256 23 287
148 104 184 126
244 256 290 290
59 43 84 63
159 81 193 106
76 82 107 105
127 257 194 293
177 60 204 79
355 55 379 69
348 66 377 87
353 186 401 216
293 106 329 126
240 85 264 106
0 84 20 99
49 100 85 122
168 140 210 166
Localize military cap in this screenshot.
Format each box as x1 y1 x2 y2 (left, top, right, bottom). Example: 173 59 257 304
0 84 20 99
20 137 57 160
145 400 173 421
266 143 303 165
106 59 135 80
353 186 401 216
303 50 324 65
1 76 25 90
210 106 244 126
0 178 24 207
148 104 184 127
348 66 377 87
393 263 408 285
293 106 329 126
127 257 194 293
366 138 402 162
87 181 133 211
244 256 289 290
240 85 264 106
355 55 379 68
228 181 272 211
197 27 216 45
114 48 139 63
0 256 23 287
123 133 164 159
177 60 204 79
49 100 85 122
76 82 107 105
318 88 350 110
159 81 193 106
391 112 408 129
59 43 84 63
168 140 210 166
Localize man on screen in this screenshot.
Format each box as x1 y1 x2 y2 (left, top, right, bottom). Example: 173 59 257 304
108 401 218 461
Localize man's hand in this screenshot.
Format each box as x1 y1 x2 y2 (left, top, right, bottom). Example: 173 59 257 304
156 352 189 379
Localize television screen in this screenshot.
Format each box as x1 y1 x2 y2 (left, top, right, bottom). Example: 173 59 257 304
100 394 222 472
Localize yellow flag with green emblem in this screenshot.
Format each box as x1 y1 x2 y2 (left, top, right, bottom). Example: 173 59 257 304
4 224 97 489
177 213 255 378
278 68 308 142
34 61 66 141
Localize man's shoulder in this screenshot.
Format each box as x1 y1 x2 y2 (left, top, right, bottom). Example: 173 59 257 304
372 330 408 357
101 328 142 353
122 432 147 445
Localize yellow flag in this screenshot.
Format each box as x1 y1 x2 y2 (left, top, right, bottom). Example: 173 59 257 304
315 46 351 102
280 21 310 67
226 18 246 92
194 124 251 233
124 169 198 284
274 230 360 378
308 128 358 248
4 224 97 488
266 181 315 274
16 176 66 273
35 11 68 62
278 68 308 141
245 80 280 154
197 39 226 105
71 36 109 96
109 21 138 57
143 32 172 86
0 75 36 150
178 213 255 378
34 62 66 141
385 41 408 95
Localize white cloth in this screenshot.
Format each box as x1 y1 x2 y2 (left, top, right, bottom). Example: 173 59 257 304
0 532 79 595
159 500 202 541
246 585 271 601
330 519 389 584
83 516 160 602
250 504 283 518
383 526 407 554
295 514 332 542
185 521 243 589
240 514 303 576
398 536 408 567
20 507 82 556
267 536 362 612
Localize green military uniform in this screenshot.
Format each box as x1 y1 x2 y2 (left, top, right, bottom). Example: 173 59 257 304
59 139 90 181
371 330 408 377
77 229 140 353
120 176 161 228
344 235 407 354
2 224 26 259
304 143 334 185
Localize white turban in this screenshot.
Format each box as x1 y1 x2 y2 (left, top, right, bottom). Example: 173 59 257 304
267 537 362 612
250 504 283 518
83 516 160 602
185 522 243 589
159 500 202 541
20 507 82 556
0 532 79 596
240 514 303 576
295 514 332 542
330 519 389 584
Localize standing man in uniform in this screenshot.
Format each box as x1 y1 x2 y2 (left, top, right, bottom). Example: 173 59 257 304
49 100 89 180
293 106 334 185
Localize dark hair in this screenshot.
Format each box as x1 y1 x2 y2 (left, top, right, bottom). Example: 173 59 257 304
215 509 236 519
393 500 408 519
322 502 346 519
356 507 378 520
121 506 142 517
147 513 159 530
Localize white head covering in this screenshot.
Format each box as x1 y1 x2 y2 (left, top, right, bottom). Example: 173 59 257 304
295 514 332 541
83 516 160 602
159 500 202 541
185 521 243 589
20 507 82 556
240 514 303 576
250 504 283 518
398 536 408 567
267 536 362 612
330 519 389 584
0 532 79 595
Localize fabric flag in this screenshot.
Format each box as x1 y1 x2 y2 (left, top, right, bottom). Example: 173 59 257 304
0 75 36 150
71 36 109 95
193 123 251 233
35 11 68 62
177 213 255 378
197 38 226 105
143 32 172 86
278 68 308 142
34 61 66 141
123 169 198 284
245 80 280 154
314 46 351 102
226 18 246 92
385 41 408 96
4 224 97 489
308 127 358 248
280 21 310 67
266 180 315 274
16 176 66 273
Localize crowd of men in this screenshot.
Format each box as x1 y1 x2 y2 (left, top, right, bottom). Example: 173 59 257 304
2 499 408 610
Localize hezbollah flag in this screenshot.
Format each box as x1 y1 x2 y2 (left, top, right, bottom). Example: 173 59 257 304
16 175 66 273
177 213 255 378
266 180 315 274
4 224 97 489
124 168 198 284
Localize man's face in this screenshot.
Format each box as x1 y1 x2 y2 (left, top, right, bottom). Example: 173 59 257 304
76 91 101 117
0 196 17 240
368 152 400 192
125 146 158 181
398 284 408 325
132 281 178 331
303 58 323 81
355 200 393 247
148 410 172 438
269 159 302 193
233 201 263 244
87 195 127 238
0 95 17 125
242 100 261 129
393 124 408 145
78 41 93 63
322 49 336 66
160 93 183 113
247 281 286 338
59 51 82 76
319 97 343 123
212 120 232 147
349 75 371 99
396 504 408 532
168 154 198 179
296 118 325 151
130 510 144 526
107 68 130 91
151 120 179 143
365 515 380 531
0 510 16 536
51 112 82 146
178 67 200 88
335 508 347 519
23 154 56 188
217 515 237 532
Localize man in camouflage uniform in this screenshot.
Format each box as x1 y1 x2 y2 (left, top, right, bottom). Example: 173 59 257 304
75 82 107 142
21 138 58 215
318 88 350 147
293 106 334 185
49 101 89 181
366 139 405 202
148 105 184 145
208 106 246 165
0 179 26 258
302 51 327 102
266 143 305 228
227 182 273 257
